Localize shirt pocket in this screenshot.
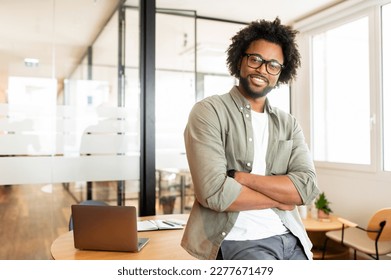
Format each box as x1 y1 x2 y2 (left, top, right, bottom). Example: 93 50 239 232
270 140 293 175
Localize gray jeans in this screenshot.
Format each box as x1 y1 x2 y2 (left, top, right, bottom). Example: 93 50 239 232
219 233 308 260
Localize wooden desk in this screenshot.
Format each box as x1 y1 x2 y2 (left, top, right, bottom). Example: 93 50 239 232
51 214 196 260
302 215 349 259
303 214 344 232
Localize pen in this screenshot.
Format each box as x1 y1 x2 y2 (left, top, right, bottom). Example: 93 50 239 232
162 221 176 227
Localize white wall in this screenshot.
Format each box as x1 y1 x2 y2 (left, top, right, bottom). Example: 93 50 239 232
316 169 391 226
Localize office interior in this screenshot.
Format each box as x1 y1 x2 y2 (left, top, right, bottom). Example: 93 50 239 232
0 0 390 260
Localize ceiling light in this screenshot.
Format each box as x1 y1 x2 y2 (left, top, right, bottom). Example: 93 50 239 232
24 58 39 67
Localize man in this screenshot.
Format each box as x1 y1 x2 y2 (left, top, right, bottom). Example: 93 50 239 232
181 18 319 260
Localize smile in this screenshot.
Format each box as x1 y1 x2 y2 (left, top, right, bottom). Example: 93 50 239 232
249 74 268 86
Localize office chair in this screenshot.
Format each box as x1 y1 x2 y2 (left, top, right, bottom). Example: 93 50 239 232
68 200 109 231
322 207 391 260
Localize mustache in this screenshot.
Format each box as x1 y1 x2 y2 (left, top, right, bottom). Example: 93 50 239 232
249 74 269 84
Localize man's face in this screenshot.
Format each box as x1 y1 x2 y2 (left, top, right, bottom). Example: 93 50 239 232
238 39 284 99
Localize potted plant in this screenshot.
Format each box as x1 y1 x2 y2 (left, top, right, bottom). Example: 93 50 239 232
315 192 332 219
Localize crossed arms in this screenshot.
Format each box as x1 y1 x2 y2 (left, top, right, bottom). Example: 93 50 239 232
226 172 302 212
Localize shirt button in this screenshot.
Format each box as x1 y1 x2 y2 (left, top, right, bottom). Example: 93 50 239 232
222 232 226 236
246 162 251 167
246 104 251 109
245 114 250 118
249 138 253 142
240 107 243 110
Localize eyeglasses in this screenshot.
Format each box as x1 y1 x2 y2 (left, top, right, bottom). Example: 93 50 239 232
243 53 284 76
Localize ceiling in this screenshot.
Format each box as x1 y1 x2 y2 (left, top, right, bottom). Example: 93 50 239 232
155 0 343 23
0 0 343 96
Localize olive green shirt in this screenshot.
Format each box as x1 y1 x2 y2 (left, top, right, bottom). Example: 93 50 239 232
181 86 319 260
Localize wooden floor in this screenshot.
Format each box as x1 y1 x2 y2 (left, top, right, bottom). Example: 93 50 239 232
0 182 192 260
0 184 75 259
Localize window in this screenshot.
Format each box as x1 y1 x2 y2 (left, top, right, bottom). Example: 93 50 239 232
382 3 391 171
311 17 371 165
267 84 291 113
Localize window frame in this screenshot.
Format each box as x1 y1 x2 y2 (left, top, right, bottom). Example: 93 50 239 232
294 0 390 176
381 2 391 172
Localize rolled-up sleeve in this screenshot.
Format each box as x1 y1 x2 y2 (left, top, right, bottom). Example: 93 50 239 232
286 118 319 205
267 109 319 205
184 101 242 212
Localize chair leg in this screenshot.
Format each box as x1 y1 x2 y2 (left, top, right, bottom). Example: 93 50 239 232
354 250 357 260
322 237 329 260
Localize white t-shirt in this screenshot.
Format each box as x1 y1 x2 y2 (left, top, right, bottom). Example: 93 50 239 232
225 110 288 241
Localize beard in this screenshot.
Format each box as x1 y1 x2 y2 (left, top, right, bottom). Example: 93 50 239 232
239 75 274 99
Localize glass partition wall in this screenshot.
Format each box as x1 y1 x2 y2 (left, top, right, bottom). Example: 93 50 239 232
0 0 291 259
65 6 141 206
0 0 134 259
154 10 196 214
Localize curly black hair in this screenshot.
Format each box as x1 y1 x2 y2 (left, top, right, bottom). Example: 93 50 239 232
226 17 301 86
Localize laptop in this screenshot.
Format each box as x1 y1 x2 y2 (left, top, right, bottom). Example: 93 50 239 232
71 204 149 252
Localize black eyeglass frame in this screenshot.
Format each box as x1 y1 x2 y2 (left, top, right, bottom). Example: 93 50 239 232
243 53 284 76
